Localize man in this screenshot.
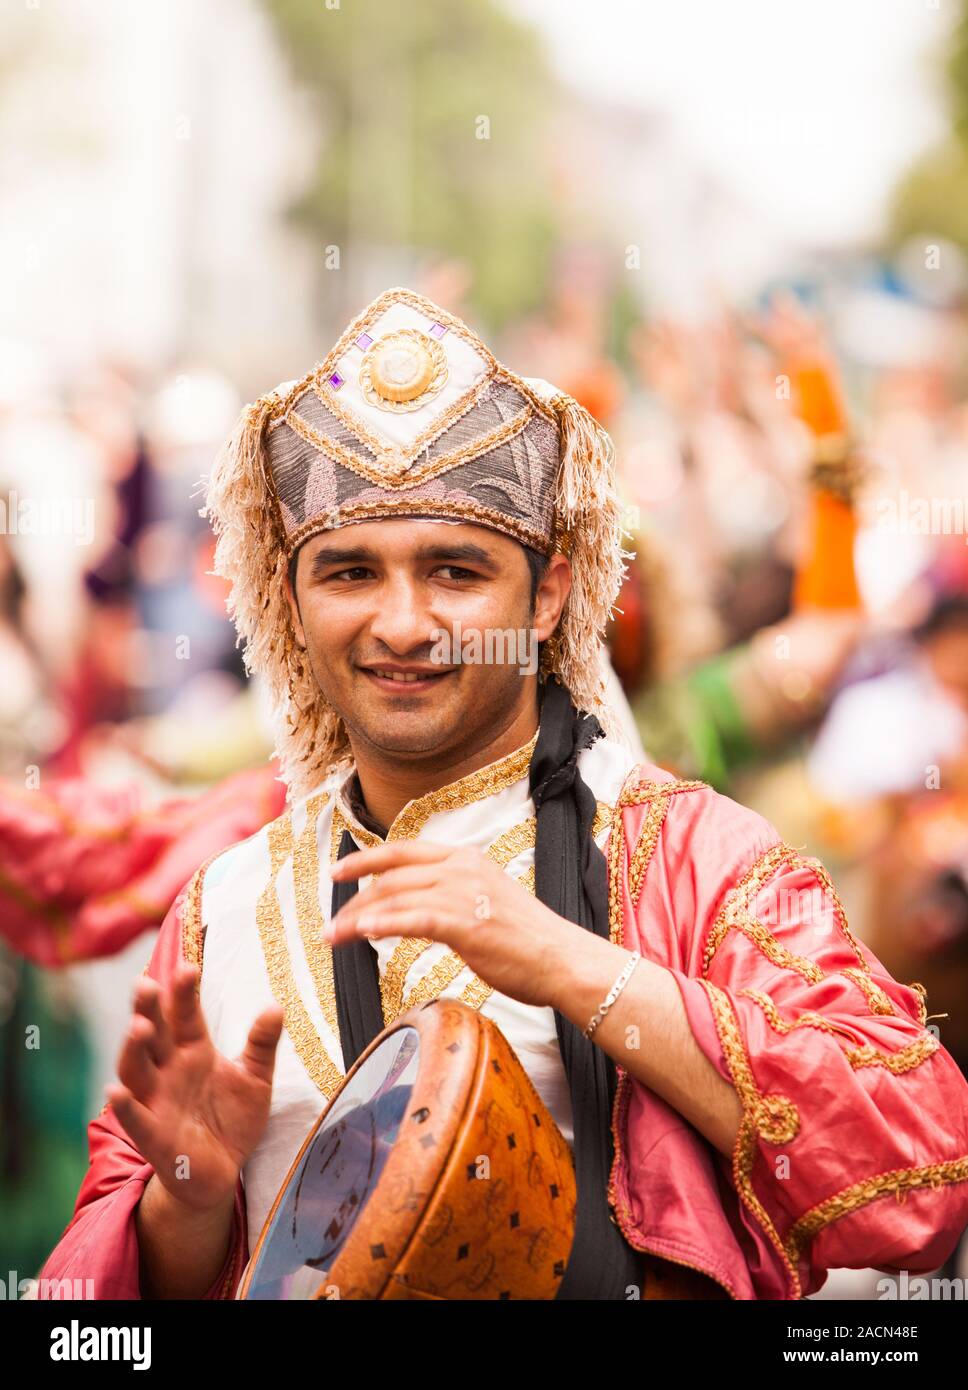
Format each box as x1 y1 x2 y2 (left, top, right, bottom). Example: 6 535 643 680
40 287 968 1300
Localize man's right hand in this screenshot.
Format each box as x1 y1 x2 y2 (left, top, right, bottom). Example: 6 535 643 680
107 962 285 1214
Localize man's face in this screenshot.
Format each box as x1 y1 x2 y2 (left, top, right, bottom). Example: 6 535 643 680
285 519 570 763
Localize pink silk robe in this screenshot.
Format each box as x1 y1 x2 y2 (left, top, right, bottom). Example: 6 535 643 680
38 762 968 1299
0 765 286 966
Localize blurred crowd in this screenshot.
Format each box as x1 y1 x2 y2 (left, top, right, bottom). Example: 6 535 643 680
3 249 968 1293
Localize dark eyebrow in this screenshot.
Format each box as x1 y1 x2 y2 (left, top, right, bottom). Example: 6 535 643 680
308 541 501 578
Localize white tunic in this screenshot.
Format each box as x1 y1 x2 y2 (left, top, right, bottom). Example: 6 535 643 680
194 731 638 1253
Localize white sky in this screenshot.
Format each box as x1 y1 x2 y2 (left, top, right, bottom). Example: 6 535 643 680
511 0 952 244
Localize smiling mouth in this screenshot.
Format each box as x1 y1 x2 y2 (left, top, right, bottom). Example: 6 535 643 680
360 667 456 692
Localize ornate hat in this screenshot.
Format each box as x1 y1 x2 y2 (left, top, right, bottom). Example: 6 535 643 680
203 287 633 796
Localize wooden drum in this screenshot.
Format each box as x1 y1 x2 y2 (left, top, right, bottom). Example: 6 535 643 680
239 998 577 1300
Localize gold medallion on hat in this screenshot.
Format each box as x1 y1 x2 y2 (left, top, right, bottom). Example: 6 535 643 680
359 328 448 412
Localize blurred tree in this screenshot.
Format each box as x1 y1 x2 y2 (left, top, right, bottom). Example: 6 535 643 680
889 1 968 251
264 0 559 327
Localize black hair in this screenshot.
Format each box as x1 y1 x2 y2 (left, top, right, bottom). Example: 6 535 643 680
522 542 551 613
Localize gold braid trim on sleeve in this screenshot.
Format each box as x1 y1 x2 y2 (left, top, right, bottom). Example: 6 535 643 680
698 978 803 1300
719 909 826 985
845 1035 940 1073
702 844 792 973
702 844 900 1017
799 855 871 972
607 771 707 946
784 1155 968 1268
840 966 895 1016
908 981 929 1027
739 989 939 1071
739 989 860 1042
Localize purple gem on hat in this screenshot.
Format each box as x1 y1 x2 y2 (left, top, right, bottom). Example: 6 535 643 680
355 332 374 350
328 371 345 390
427 323 448 340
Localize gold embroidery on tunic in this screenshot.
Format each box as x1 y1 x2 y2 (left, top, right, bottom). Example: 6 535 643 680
784 1155 968 1267
908 981 929 1026
380 936 433 1022
384 733 538 841
459 976 494 1010
739 989 937 1070
840 966 895 1016
718 906 826 985
703 843 872 976
608 772 707 945
398 951 469 1010
484 817 536 868
181 847 235 990
702 843 792 973
845 1034 940 1073
292 794 338 1035
180 861 208 984
739 989 860 1043
698 978 803 1300
800 854 870 967
607 797 627 948
256 813 343 1098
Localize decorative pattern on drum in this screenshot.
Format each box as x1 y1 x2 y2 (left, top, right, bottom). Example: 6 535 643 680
239 1000 577 1301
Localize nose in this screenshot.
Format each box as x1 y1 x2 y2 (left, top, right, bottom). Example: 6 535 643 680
365 572 439 655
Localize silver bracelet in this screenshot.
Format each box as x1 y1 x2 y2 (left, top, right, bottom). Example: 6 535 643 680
583 950 641 1040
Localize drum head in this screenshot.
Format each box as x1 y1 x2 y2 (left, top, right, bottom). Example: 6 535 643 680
241 1026 420 1300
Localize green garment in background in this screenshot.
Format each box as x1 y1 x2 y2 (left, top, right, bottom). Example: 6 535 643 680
632 648 757 792
0 942 92 1282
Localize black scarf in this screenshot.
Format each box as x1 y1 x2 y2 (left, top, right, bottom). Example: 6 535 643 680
330 675 643 1299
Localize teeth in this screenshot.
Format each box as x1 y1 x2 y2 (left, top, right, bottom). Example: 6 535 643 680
373 670 438 682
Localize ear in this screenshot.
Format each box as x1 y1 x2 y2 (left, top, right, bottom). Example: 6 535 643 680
532 553 572 642
284 556 307 648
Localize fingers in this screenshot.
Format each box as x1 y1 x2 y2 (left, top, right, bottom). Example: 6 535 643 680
355 907 450 941
237 1005 285 1087
166 962 209 1047
117 1014 161 1103
117 966 207 1100
132 977 174 1063
330 840 451 882
330 863 441 917
105 1081 164 1160
328 892 454 945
